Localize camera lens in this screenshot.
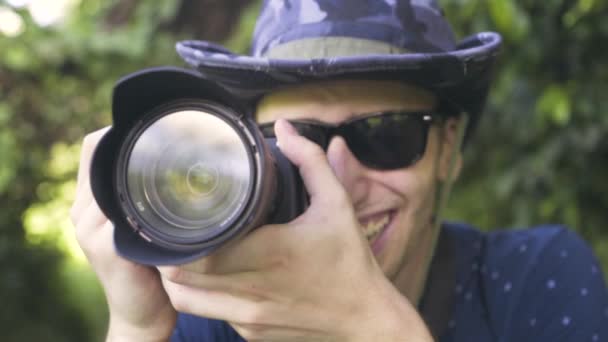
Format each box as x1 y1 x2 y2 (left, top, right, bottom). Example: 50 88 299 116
123 109 254 243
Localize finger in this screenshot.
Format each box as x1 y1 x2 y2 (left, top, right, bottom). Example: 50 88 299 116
162 277 263 324
229 321 325 341
73 202 111 253
162 277 314 332
73 201 108 237
74 127 110 203
72 127 111 226
274 119 345 203
70 184 99 226
158 267 268 300
163 277 325 340
178 225 288 275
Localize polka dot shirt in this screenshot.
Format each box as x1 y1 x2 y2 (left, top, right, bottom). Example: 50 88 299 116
170 223 608 341
437 223 608 341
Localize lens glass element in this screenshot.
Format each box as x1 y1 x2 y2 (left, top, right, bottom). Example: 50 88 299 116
125 110 253 241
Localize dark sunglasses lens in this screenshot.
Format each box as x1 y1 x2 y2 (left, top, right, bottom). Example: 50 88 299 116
259 122 329 148
344 114 428 169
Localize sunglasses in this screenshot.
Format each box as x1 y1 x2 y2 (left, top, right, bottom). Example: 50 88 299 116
258 110 439 170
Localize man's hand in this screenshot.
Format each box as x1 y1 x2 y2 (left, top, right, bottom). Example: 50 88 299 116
70 128 176 342
158 120 433 341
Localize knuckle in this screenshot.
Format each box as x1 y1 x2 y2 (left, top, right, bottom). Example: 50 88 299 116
80 128 109 157
234 323 269 341
161 266 185 283
73 229 93 258
69 206 79 226
240 304 267 325
73 220 87 243
267 247 292 271
73 224 84 242
169 293 191 313
163 281 191 312
83 127 108 146
252 227 292 270
304 141 326 160
331 185 349 202
316 184 350 210
334 189 353 210
185 257 215 274
73 228 95 258
82 133 99 151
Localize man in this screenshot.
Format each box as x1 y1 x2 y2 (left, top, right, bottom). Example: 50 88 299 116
71 0 608 341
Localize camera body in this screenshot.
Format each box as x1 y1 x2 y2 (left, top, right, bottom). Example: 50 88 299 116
90 67 308 265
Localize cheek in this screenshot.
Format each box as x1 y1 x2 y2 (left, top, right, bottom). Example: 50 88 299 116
374 171 437 278
385 163 437 216
373 167 436 253
383 162 438 244
393 175 436 247
402 132 441 217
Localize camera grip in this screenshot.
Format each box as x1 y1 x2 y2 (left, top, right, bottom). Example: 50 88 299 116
266 138 309 224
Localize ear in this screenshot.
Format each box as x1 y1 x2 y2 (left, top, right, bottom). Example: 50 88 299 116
437 117 463 182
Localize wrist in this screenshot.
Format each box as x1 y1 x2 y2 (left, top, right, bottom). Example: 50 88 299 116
106 315 175 342
347 277 433 342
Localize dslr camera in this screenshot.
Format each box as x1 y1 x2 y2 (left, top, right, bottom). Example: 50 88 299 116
90 67 308 265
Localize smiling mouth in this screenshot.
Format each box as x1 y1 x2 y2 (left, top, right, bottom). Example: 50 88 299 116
360 210 395 243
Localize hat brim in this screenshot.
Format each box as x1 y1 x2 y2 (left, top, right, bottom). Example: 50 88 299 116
176 32 502 141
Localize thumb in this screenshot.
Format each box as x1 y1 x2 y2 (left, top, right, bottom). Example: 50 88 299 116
274 119 345 203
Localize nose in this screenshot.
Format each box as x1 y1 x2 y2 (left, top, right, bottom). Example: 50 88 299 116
325 136 370 206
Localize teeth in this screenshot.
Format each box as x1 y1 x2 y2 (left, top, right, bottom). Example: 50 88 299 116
362 214 390 241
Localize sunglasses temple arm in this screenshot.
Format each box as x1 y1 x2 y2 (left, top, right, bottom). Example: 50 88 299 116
414 113 469 302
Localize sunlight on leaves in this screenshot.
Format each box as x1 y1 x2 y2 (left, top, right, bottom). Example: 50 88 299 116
24 179 87 263
564 0 596 27
536 85 571 126
0 6 24 37
23 142 86 263
487 0 529 42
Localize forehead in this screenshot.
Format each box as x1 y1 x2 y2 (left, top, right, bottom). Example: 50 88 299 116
255 80 437 124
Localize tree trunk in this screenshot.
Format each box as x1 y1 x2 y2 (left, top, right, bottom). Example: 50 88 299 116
105 0 258 43
169 0 257 42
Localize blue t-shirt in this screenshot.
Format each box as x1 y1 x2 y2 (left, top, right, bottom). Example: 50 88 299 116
171 223 608 341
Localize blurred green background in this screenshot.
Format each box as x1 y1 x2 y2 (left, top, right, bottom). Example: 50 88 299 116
0 0 606 340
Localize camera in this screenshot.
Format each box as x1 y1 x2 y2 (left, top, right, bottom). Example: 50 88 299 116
90 67 308 265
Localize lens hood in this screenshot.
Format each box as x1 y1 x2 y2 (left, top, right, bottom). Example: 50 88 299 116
90 67 276 265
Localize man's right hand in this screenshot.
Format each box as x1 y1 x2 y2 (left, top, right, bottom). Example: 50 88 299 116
70 128 176 342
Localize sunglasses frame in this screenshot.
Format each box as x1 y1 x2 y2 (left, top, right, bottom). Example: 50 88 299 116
258 110 441 170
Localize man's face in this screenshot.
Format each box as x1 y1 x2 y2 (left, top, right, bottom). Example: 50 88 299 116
256 80 454 289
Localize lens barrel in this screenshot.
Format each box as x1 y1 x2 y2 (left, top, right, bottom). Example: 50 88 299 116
116 100 261 249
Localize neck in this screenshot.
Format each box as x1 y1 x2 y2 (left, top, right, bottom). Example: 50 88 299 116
391 220 440 306
395 115 465 305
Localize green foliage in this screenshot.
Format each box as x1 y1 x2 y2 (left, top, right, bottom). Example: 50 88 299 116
0 0 606 340
441 0 608 268
0 0 186 340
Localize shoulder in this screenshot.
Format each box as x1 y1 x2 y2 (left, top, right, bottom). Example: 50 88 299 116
486 225 586 260
440 223 595 304
482 225 604 293
481 225 608 341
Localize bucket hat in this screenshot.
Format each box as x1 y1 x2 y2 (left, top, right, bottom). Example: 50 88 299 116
176 0 502 140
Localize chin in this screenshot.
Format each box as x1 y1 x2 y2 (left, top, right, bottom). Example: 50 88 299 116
372 209 410 278
375 206 434 284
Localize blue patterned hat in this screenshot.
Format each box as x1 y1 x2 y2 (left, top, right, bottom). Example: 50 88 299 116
176 0 502 137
